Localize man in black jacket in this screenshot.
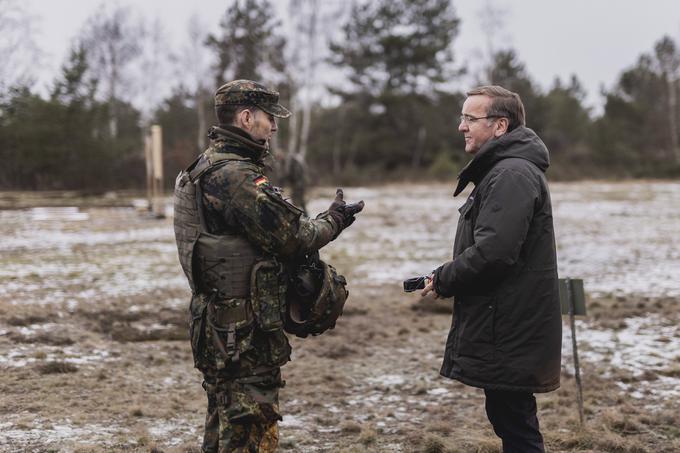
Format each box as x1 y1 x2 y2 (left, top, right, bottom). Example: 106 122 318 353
422 85 561 453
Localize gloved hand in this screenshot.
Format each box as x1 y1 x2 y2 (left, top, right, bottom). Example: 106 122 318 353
323 188 365 237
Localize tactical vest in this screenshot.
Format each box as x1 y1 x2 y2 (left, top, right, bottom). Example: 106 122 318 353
175 150 291 370
173 153 260 298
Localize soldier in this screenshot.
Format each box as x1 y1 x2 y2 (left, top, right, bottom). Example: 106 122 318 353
173 79 363 452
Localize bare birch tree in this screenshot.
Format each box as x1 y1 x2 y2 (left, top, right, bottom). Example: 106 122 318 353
654 36 680 163
80 3 144 138
181 14 212 151
0 0 40 97
476 0 511 84
283 0 345 209
138 16 170 124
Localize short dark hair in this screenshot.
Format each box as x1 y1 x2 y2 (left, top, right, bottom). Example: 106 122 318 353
215 104 251 125
467 85 526 131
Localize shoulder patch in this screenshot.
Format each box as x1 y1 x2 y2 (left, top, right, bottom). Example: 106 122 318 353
254 175 269 187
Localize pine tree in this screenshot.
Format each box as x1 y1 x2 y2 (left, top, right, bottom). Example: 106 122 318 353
327 0 462 172
206 0 287 85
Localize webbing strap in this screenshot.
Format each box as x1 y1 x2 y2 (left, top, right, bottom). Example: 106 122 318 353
216 390 230 406
191 158 233 234
188 156 232 182
207 301 240 363
195 179 208 233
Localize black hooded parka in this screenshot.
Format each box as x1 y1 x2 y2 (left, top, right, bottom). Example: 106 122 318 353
434 126 562 393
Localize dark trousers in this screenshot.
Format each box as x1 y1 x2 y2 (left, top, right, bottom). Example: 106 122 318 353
484 389 545 453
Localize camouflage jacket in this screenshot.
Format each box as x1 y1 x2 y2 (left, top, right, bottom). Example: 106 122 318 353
184 125 338 375
199 125 338 257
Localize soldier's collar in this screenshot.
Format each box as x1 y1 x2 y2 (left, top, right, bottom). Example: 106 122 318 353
208 125 268 161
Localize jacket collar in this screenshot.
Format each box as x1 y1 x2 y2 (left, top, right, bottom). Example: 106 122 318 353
454 126 550 196
207 125 269 163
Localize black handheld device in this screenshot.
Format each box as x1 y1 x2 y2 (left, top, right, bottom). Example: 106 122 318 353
403 276 429 292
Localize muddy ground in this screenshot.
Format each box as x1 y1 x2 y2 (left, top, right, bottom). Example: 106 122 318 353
0 182 679 452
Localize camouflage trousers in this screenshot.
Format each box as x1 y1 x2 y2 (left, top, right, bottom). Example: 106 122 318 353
201 367 283 453
191 294 288 452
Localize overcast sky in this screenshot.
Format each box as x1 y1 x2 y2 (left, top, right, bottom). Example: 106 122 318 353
22 0 680 113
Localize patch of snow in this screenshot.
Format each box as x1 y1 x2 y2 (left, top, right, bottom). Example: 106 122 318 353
147 418 197 446
16 323 60 336
366 374 406 386
0 346 114 368
427 387 448 396
132 199 150 210
30 207 89 222
280 414 306 428
552 181 680 298
2 225 172 252
563 315 680 400
324 404 341 413
0 419 122 447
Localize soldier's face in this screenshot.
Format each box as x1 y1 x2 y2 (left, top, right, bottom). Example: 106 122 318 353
246 109 277 144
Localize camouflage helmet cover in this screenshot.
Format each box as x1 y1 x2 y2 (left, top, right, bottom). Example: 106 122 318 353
214 79 291 118
284 258 348 338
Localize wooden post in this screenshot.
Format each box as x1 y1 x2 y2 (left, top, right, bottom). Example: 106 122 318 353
150 125 164 218
144 133 153 212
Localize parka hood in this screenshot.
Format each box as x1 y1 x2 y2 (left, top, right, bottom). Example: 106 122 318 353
454 126 550 196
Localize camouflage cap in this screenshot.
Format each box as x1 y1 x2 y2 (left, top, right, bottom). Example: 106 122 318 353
214 79 291 118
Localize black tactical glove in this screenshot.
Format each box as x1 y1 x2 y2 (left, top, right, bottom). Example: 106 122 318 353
323 188 365 237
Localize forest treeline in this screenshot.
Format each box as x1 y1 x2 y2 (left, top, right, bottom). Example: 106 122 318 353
2 0 680 192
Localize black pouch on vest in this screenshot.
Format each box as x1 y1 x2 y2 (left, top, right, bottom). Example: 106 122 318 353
207 297 254 365
250 260 286 332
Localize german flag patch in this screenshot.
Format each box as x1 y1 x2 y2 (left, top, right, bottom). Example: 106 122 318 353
254 175 269 187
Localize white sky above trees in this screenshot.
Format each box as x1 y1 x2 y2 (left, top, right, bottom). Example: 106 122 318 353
21 0 680 114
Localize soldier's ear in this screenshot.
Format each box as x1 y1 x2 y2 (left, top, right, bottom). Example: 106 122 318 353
236 108 253 130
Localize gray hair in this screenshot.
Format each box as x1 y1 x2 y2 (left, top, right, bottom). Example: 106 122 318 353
467 85 526 131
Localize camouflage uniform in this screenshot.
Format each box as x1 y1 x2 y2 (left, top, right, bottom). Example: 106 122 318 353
175 81 339 452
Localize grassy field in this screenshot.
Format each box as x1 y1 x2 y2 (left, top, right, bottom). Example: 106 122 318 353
0 182 678 452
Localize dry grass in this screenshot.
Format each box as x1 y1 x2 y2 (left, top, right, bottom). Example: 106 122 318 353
7 314 50 326
587 295 680 326
1 188 679 452
36 361 79 374
9 331 75 346
358 424 378 445
3 292 675 452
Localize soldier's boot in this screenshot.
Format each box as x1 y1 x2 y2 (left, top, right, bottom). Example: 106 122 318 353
256 422 279 453
218 421 278 453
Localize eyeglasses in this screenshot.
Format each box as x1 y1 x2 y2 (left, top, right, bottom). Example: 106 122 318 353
459 114 505 125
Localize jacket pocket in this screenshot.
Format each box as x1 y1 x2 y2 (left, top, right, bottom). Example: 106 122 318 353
250 260 286 332
455 196 476 252
456 295 495 361
208 297 255 366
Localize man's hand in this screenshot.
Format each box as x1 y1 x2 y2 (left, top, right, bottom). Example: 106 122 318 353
325 188 364 236
341 199 365 228
327 188 346 212
420 275 439 299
